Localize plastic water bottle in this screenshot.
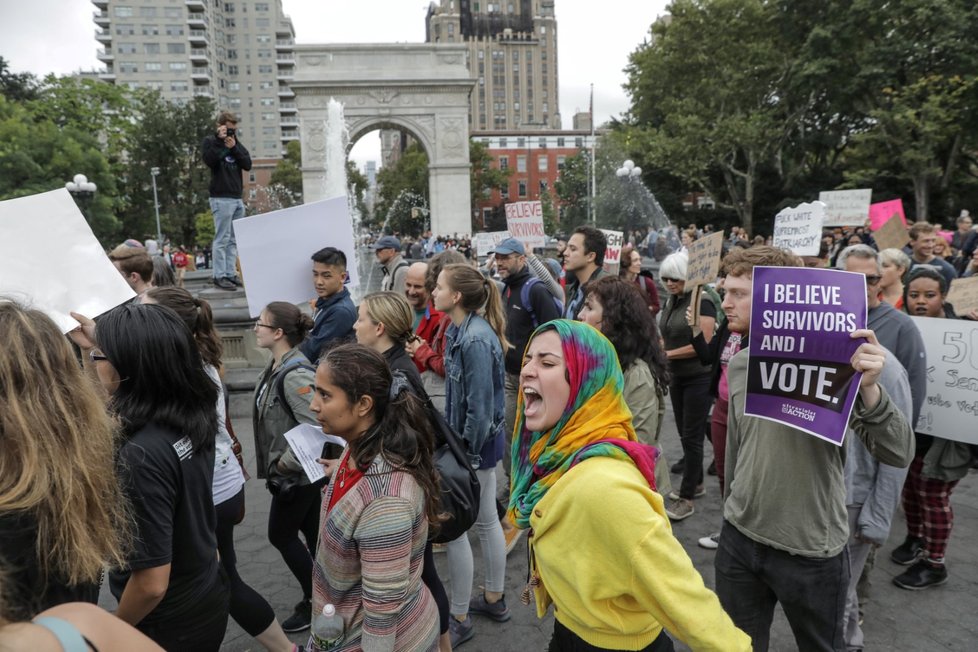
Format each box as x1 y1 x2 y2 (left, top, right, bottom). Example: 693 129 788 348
311 603 344 650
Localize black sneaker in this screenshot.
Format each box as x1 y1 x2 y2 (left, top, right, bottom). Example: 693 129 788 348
282 599 311 633
212 277 236 291
890 536 924 565
893 560 948 590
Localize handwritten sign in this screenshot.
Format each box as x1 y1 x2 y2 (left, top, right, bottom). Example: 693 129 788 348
819 189 872 228
872 213 911 252
745 267 867 445
947 277 978 316
0 189 136 333
601 229 624 275
773 202 825 257
505 201 546 251
473 231 509 258
685 231 725 286
911 317 978 444
868 199 906 231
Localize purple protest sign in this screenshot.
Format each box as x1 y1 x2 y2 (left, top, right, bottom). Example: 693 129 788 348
745 267 867 446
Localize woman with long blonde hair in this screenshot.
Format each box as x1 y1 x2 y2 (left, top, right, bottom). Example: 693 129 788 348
431 263 509 647
0 302 130 622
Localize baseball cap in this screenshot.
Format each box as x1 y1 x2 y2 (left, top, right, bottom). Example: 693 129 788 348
489 237 525 256
373 235 401 251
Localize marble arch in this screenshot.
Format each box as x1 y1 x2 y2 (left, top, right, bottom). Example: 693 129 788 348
291 43 475 236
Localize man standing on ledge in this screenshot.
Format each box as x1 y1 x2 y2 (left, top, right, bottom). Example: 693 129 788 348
203 110 252 291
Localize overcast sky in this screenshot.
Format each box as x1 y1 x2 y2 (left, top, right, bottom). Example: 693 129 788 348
0 0 668 167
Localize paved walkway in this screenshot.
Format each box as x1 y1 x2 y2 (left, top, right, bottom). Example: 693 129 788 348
101 392 978 650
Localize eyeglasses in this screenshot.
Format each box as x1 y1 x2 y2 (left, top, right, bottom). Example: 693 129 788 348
662 277 683 283
89 350 108 363
865 275 882 286
254 320 277 330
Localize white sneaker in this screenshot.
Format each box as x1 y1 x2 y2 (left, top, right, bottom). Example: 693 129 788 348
698 532 720 550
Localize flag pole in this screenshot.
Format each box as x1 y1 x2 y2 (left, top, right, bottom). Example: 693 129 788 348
589 83 596 225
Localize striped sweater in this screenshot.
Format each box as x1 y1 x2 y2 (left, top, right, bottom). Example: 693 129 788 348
312 455 438 652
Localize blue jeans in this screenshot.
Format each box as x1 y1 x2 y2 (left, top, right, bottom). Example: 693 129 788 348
210 197 245 280
715 520 849 651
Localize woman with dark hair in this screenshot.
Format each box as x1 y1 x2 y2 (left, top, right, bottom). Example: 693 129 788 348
509 320 749 651
253 301 340 633
620 245 660 316
90 303 229 651
579 276 672 494
309 344 441 651
891 267 974 590
144 288 295 652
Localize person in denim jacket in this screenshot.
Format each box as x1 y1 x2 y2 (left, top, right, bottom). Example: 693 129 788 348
432 263 509 648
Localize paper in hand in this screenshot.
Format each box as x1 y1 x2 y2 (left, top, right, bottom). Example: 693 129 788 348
283 423 346 483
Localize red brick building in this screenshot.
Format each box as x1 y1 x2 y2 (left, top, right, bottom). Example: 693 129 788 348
472 129 597 228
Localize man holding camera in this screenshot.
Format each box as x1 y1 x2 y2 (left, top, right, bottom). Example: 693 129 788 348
202 110 252 291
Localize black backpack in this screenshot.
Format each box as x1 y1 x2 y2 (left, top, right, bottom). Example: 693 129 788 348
398 370 481 543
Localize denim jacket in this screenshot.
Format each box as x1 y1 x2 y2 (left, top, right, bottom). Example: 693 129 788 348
444 312 505 469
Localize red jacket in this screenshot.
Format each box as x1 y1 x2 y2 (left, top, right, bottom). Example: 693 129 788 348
413 310 449 376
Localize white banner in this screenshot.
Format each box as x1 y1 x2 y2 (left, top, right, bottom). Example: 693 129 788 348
773 201 826 256
505 201 546 251
0 189 135 332
818 189 872 228
234 197 359 318
473 231 509 258
912 316 978 444
601 229 624 275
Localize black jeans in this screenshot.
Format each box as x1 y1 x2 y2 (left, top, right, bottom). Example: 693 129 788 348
714 521 849 652
216 488 276 637
422 541 450 635
139 566 230 652
267 479 324 600
548 619 675 651
668 373 713 499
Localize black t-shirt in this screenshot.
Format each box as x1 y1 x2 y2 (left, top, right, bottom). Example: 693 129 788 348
109 423 220 624
0 512 99 621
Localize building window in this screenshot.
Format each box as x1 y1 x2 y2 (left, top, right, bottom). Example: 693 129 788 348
538 156 548 172
255 2 269 10
171 81 189 92
117 43 137 54
169 62 187 71
518 180 527 198
557 137 565 147
229 65 239 75
260 97 275 106
539 137 547 149
229 82 240 91
167 43 186 54
517 156 527 172
226 18 236 27
258 65 273 74
141 24 159 36
119 62 138 73
517 137 525 148
115 24 135 35
540 180 548 193
557 156 566 170
575 137 584 148
501 185 510 200
499 156 509 169
165 24 183 36
499 137 507 148
114 6 133 17
138 6 156 17
144 43 160 55
164 7 181 18
144 62 161 72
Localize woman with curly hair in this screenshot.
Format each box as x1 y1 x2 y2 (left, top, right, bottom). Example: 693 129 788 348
578 275 672 494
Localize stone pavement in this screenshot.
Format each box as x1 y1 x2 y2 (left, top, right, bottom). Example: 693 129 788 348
101 392 978 651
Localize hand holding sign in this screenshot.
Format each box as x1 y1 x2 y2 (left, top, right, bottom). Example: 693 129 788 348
850 329 885 407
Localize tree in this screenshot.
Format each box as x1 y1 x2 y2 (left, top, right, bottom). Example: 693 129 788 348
554 151 591 230
346 159 369 221
469 140 511 232
266 139 303 209
374 142 430 236
0 56 39 102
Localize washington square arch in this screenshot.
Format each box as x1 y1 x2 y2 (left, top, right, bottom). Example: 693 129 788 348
291 43 475 236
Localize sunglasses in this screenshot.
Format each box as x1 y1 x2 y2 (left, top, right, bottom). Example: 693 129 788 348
89 350 108 363
865 275 882 285
662 277 683 283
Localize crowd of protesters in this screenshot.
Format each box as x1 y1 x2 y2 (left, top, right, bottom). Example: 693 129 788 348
3 126 977 652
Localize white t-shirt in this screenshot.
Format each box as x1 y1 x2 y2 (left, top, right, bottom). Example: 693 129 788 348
205 365 246 505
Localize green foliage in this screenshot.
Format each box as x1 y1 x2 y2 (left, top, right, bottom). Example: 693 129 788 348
374 141 430 236
470 140 512 232
194 210 215 247
346 159 369 220
0 57 39 102
554 150 591 229
267 139 303 208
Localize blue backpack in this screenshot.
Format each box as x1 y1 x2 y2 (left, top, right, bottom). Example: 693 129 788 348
518 277 564 328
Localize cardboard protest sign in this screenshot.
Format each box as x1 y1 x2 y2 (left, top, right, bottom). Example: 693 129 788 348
473 231 509 258
600 229 624 275
872 213 911 252
868 199 906 231
819 189 872 228
234 197 358 318
505 201 546 251
773 202 825 256
947 277 978 316
0 189 136 332
686 231 725 286
911 317 978 444
745 267 867 445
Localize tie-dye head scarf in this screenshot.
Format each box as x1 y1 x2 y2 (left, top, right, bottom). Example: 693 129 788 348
508 320 659 529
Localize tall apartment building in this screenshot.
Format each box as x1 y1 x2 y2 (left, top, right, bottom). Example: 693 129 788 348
426 0 560 131
92 0 297 161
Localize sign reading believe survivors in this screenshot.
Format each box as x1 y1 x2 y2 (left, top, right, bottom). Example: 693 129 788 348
745 267 868 446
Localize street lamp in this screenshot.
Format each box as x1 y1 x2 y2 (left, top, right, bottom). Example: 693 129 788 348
615 160 643 237
65 173 97 222
150 167 162 246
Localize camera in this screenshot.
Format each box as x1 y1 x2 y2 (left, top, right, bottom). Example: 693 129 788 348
225 127 236 138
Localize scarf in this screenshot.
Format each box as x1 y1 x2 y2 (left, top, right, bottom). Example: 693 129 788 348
508 320 659 529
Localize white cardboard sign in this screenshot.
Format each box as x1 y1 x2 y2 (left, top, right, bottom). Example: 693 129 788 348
505 201 546 251
234 197 359 318
601 229 624 275
473 231 510 257
773 201 826 257
0 189 136 332
818 189 872 228
912 316 978 444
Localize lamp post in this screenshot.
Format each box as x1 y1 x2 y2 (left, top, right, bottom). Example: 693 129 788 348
615 160 643 237
65 173 97 222
150 167 162 246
